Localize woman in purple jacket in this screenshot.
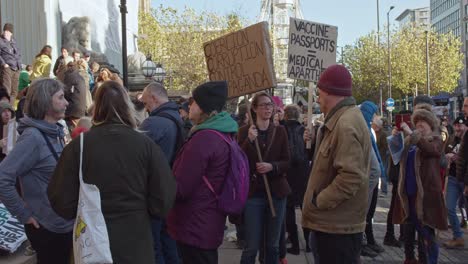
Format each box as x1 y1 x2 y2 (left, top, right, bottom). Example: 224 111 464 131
167 81 239 264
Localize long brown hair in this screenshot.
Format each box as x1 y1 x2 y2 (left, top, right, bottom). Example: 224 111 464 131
35 45 52 59
92 81 136 128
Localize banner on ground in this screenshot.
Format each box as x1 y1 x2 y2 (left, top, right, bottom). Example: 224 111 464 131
0 203 27 253
203 22 277 98
287 17 338 82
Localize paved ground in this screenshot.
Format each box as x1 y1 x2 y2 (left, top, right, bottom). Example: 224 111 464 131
3 186 468 264
219 187 468 264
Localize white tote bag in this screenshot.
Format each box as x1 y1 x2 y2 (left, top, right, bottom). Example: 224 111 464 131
73 133 113 264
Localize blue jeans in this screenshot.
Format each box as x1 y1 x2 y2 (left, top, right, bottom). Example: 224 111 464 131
407 195 439 264
240 195 286 264
445 176 464 239
151 217 180 264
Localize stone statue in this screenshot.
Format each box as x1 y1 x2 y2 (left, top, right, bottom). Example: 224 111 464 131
127 52 147 75
62 16 120 74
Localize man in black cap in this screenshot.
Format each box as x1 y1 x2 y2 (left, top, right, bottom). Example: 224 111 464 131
444 116 468 248
0 23 21 105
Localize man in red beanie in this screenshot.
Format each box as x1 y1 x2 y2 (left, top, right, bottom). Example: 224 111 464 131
302 64 371 263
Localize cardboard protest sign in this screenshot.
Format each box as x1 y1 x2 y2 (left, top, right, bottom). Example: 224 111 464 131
2 120 17 155
0 203 27 253
288 18 338 82
203 22 277 98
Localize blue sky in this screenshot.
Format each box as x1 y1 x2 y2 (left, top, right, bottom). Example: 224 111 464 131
153 0 430 46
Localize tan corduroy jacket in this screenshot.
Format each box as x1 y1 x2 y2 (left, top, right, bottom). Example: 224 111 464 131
302 97 371 234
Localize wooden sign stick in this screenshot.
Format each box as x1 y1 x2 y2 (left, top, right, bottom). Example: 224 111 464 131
306 82 315 149
245 94 276 218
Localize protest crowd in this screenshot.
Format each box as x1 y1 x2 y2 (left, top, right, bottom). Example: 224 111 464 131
0 18 467 264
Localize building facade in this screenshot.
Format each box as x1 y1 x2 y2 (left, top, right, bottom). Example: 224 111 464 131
429 0 468 112
396 7 431 28
0 0 139 74
430 0 468 96
431 0 461 35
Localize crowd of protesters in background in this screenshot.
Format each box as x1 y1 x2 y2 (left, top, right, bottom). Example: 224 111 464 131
1 20 468 264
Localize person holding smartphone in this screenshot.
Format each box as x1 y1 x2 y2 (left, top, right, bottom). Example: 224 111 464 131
393 104 447 264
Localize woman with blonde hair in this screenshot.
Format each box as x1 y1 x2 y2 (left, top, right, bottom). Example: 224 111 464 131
48 80 176 264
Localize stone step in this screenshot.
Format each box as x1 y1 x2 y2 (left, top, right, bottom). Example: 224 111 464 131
0 242 35 264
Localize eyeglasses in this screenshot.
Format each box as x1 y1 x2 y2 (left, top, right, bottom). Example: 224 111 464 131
257 102 274 109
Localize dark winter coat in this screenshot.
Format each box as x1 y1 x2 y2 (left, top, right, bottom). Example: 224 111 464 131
238 123 291 198
283 120 308 206
139 101 183 164
0 36 21 70
393 131 448 230
52 55 72 76
48 123 176 264
376 129 389 164
456 131 468 185
63 69 87 119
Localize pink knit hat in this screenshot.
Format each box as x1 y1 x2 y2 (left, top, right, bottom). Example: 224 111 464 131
272 96 284 109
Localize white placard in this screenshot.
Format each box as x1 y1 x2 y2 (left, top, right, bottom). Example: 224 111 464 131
288 18 338 82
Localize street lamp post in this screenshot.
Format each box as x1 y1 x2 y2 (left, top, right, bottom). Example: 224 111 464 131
120 0 128 88
141 54 166 84
387 6 394 123
142 55 157 79
377 0 382 115
387 6 394 99
154 64 166 83
425 30 430 96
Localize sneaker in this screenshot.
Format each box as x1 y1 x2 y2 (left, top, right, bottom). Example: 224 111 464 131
368 243 385 253
443 237 465 248
279 258 288 264
286 246 300 255
384 235 402 248
404 259 418 264
360 245 378 258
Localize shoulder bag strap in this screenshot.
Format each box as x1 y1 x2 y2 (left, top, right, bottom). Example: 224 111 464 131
199 129 232 200
79 133 84 184
39 131 59 161
155 112 185 151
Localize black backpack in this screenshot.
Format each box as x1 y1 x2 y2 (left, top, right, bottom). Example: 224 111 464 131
285 123 306 165
155 112 187 165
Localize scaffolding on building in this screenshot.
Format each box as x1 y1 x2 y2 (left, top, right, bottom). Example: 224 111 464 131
259 0 303 104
